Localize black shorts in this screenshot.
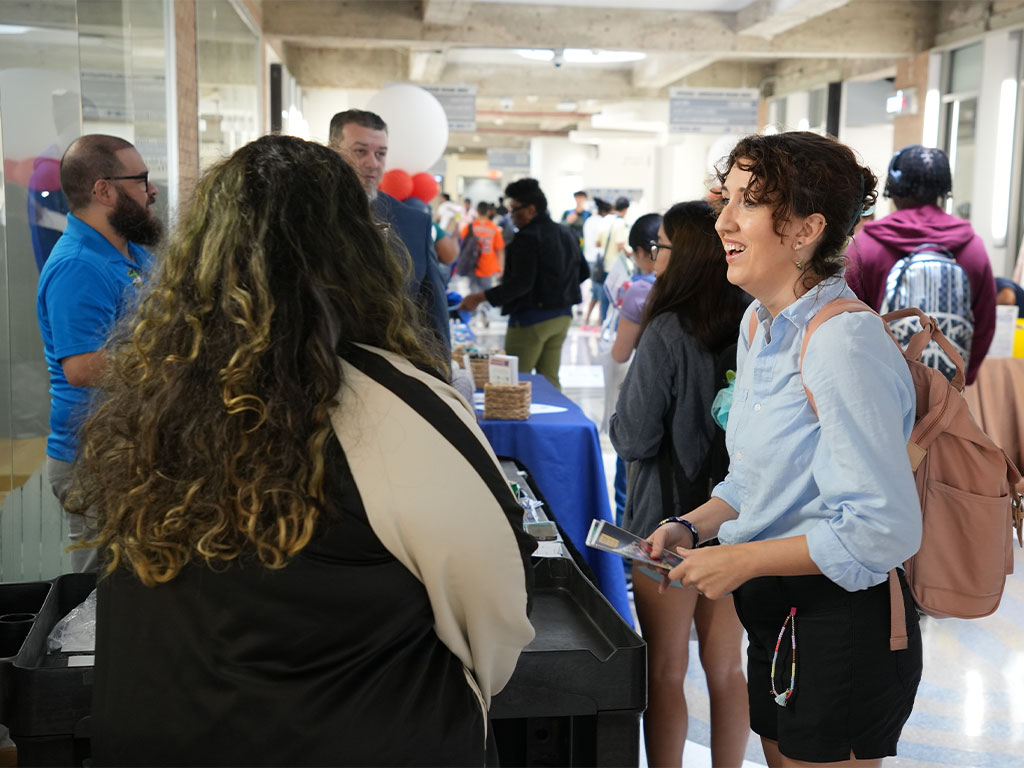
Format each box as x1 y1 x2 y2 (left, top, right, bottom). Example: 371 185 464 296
732 572 922 762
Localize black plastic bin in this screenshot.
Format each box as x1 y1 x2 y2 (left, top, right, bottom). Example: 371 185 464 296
491 555 646 767
3 573 96 767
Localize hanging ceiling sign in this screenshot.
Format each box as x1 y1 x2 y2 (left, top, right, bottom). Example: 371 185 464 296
420 84 477 132
668 87 760 134
487 148 531 172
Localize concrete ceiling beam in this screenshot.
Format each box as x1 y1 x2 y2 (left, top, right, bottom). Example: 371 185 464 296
737 0 854 39
264 0 937 57
409 50 449 82
422 0 474 26
263 1 738 52
632 54 724 91
285 46 772 96
283 44 407 89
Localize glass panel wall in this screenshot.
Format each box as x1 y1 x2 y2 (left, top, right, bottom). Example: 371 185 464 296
0 1 82 581
942 43 983 220
0 0 168 581
197 0 260 169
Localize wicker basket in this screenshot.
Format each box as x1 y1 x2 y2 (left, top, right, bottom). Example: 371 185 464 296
483 381 531 420
469 356 491 390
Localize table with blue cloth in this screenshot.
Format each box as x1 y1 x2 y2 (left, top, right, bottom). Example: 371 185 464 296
477 374 632 626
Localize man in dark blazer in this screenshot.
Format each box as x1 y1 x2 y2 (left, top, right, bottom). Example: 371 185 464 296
329 109 450 351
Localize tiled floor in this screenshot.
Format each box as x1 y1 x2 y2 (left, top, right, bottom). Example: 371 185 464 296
472 309 1024 768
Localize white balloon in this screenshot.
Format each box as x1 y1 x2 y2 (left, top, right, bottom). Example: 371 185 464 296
367 84 450 174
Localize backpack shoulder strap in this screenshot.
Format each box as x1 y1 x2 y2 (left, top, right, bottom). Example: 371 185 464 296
796 297 909 652
798 297 875 414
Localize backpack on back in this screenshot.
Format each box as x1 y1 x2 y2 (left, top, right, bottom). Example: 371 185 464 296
455 227 481 277
657 341 736 521
747 300 1023 649
880 243 974 382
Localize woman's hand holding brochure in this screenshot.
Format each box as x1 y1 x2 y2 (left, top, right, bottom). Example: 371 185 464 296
585 519 684 571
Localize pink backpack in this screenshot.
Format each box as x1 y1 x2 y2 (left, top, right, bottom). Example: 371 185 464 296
748 298 1024 649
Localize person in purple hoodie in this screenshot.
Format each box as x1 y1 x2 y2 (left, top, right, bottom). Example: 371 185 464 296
846 145 995 384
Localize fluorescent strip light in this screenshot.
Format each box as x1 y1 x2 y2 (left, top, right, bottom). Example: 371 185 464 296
946 100 960 215
991 77 1018 244
923 88 940 148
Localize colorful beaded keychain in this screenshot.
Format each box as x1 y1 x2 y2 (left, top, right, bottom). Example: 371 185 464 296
770 606 797 707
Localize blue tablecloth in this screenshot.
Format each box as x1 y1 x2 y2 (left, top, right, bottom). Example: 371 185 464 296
478 374 632 626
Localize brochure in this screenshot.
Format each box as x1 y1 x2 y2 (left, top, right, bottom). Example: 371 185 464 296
585 519 685 571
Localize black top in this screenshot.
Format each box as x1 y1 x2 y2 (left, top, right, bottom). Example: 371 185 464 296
91 345 536 766
483 213 589 315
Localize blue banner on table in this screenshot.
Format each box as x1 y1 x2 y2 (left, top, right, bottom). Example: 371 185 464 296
478 374 632 626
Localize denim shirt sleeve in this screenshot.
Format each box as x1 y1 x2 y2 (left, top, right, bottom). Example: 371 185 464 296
709 302 755 513
800 312 922 590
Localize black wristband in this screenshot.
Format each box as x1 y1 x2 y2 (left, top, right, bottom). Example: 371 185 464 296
656 516 699 548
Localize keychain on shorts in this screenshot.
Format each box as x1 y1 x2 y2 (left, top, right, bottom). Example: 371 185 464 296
770 606 797 707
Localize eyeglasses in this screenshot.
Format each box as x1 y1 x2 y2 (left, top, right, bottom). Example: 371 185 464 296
649 240 672 260
102 171 149 187
509 203 528 214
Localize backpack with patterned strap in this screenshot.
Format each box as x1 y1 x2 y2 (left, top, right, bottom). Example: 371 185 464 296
747 300 1024 649
880 243 974 382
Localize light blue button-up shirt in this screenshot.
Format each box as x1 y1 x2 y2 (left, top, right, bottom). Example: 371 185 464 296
713 277 922 591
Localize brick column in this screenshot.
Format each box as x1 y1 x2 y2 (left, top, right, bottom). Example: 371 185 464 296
174 0 199 205
893 51 930 153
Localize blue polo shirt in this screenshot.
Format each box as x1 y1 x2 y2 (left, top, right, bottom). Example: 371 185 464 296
36 214 152 462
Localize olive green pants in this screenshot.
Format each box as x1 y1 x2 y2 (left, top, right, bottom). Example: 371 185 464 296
504 314 572 390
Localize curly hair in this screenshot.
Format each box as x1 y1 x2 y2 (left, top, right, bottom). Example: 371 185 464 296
69 135 444 585
716 132 878 287
640 201 749 351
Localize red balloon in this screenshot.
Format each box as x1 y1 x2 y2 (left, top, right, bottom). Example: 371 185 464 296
410 172 440 203
378 169 413 200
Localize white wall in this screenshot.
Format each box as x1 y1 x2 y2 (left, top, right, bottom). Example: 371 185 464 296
524 131 739 218
839 80 897 217
529 138 593 216
657 133 733 208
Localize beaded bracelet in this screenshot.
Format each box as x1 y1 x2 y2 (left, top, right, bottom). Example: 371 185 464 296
656 516 699 548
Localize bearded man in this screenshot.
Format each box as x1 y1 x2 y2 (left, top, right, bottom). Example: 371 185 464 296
36 134 162 572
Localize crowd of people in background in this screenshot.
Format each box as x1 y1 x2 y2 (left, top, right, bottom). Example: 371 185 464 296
37 108 1015 767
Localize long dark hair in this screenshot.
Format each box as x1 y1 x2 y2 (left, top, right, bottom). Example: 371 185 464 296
69 135 443 585
640 200 748 351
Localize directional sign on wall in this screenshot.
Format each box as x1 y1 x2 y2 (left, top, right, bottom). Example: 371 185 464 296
421 84 477 132
668 87 760 134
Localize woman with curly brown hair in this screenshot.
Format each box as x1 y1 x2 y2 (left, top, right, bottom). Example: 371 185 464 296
650 132 923 766
73 135 535 766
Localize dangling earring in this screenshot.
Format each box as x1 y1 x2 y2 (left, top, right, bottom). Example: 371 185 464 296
795 261 803 271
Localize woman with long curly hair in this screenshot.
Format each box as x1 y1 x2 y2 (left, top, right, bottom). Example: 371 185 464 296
73 135 536 766
610 201 751 767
